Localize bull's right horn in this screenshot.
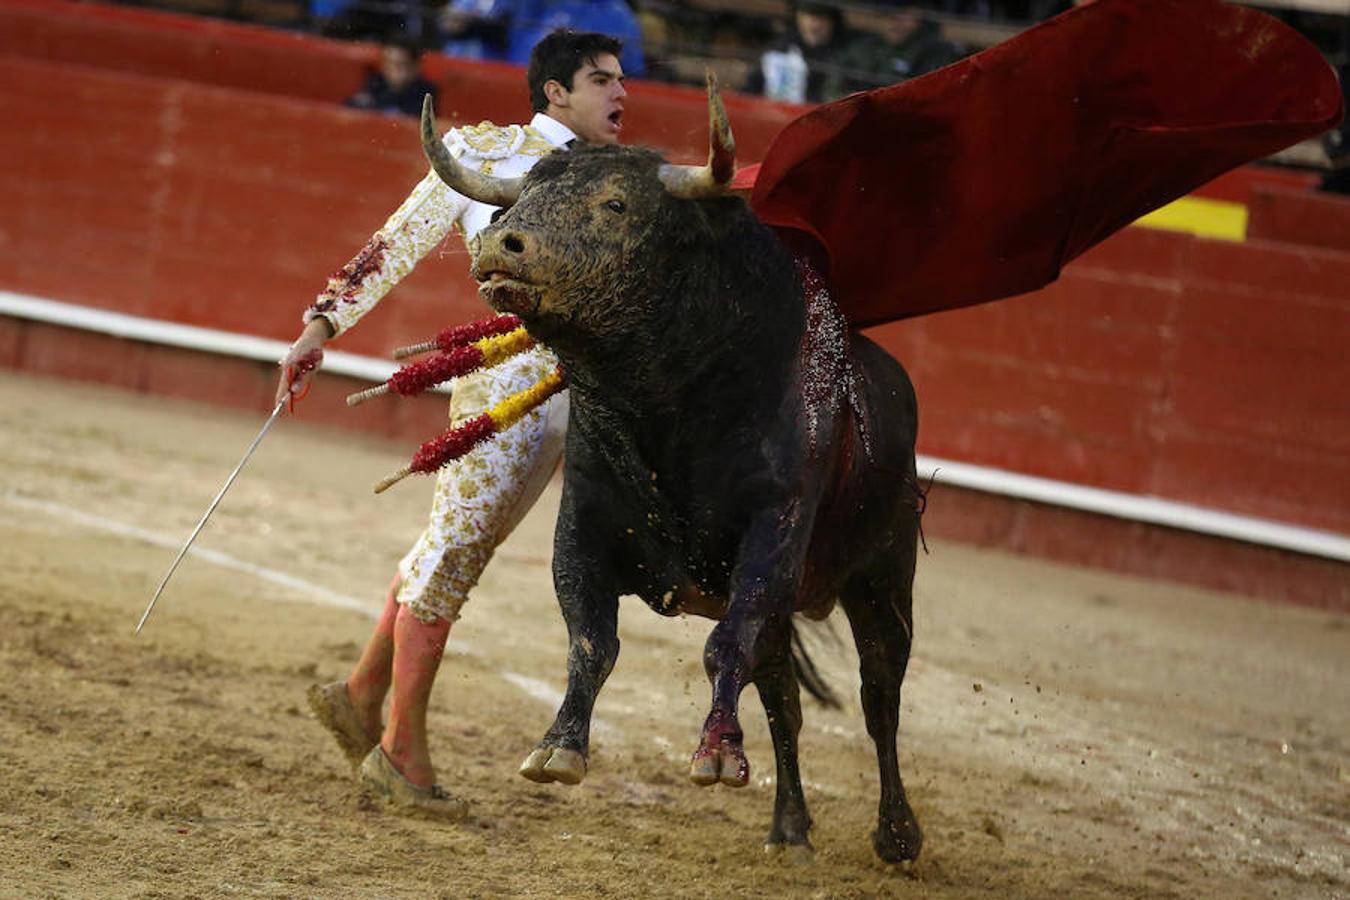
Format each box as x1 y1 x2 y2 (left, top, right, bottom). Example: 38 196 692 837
421 94 523 208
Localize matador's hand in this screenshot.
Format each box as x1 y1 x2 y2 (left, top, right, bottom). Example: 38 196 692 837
275 317 332 408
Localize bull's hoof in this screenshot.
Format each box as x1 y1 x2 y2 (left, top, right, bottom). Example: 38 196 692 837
688 743 749 787
872 809 923 863
763 842 815 865
518 746 586 785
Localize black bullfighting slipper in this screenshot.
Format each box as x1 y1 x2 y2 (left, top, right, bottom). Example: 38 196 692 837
306 681 378 771
358 747 469 820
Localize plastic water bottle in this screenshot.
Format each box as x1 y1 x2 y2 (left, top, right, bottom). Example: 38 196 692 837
762 46 808 104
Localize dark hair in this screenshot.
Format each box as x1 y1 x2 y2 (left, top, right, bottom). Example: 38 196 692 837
527 29 623 113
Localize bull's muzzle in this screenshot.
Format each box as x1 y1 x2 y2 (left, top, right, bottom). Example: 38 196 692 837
474 229 541 317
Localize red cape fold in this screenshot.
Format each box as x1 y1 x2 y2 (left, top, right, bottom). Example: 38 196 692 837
742 0 1343 328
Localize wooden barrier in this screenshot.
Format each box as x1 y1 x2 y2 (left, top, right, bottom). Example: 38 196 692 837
2 3 1347 608
0 0 803 164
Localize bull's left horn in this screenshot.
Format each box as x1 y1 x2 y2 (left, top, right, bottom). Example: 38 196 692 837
420 94 523 208
658 72 736 199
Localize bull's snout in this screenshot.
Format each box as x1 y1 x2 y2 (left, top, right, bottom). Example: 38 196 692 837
473 225 543 318
475 225 532 269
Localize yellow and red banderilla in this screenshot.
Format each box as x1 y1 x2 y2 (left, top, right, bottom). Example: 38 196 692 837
344 315 566 493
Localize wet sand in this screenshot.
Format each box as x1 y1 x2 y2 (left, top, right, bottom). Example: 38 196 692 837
1 372 1345 899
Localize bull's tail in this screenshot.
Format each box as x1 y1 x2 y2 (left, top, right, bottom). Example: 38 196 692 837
790 619 842 709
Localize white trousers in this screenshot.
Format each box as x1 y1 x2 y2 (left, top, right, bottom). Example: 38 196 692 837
395 344 567 623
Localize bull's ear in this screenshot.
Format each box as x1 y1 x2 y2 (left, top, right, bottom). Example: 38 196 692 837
658 72 737 199
420 94 524 208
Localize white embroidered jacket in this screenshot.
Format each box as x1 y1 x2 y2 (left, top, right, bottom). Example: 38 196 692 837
305 113 576 337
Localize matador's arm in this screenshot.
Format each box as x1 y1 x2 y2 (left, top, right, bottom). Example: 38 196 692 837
305 136 475 339
275 129 480 405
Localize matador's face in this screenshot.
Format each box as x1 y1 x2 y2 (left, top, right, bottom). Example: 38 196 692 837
547 53 627 147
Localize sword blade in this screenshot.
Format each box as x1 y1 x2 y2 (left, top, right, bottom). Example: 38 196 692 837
134 398 288 635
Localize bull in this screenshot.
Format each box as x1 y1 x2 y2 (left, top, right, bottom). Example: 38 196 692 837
421 86 926 862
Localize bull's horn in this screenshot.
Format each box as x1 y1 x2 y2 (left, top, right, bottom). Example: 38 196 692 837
420 94 523 208
658 72 736 199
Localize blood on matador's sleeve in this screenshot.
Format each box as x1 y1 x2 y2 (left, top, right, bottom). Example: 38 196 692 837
741 0 1343 329
304 139 475 339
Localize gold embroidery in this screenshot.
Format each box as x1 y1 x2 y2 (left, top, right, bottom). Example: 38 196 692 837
310 120 569 622
396 346 564 622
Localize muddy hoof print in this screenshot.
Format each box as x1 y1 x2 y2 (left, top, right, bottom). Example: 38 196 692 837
519 747 586 785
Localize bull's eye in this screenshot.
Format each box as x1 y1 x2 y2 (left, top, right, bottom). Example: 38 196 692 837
489 207 507 224
605 199 626 214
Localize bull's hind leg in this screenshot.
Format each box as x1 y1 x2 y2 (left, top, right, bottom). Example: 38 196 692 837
752 622 812 852
840 559 923 862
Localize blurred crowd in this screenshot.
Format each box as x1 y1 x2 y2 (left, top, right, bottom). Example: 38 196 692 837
118 0 1349 189
298 0 1073 116
120 1 1349 109
309 0 1007 103
132 0 1106 108
313 0 647 75
325 0 977 110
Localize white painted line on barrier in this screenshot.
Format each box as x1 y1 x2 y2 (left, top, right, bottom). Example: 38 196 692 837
915 457 1350 563
3 289 1347 562
0 289 449 391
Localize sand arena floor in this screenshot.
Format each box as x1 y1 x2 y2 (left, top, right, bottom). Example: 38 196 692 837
0 372 1345 899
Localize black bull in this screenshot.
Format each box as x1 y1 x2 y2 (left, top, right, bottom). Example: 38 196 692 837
422 93 925 861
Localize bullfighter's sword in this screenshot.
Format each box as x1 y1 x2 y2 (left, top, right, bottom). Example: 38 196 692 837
134 396 287 635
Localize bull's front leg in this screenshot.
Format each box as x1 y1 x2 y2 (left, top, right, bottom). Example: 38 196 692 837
690 503 808 789
519 523 620 786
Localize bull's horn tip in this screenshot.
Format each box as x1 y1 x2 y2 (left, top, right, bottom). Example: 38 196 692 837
420 94 437 136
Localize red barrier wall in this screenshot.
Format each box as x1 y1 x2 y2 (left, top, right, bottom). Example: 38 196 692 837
4 50 1349 538
1248 184 1350 250
2 4 1347 607
0 0 802 165
871 226 1350 534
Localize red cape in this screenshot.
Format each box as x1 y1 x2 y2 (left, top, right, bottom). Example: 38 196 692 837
738 0 1343 328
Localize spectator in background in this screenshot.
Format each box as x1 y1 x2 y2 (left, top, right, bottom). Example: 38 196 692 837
504 0 646 76
313 0 420 41
837 4 963 94
440 0 541 61
747 2 861 104
346 38 439 117
440 0 644 76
